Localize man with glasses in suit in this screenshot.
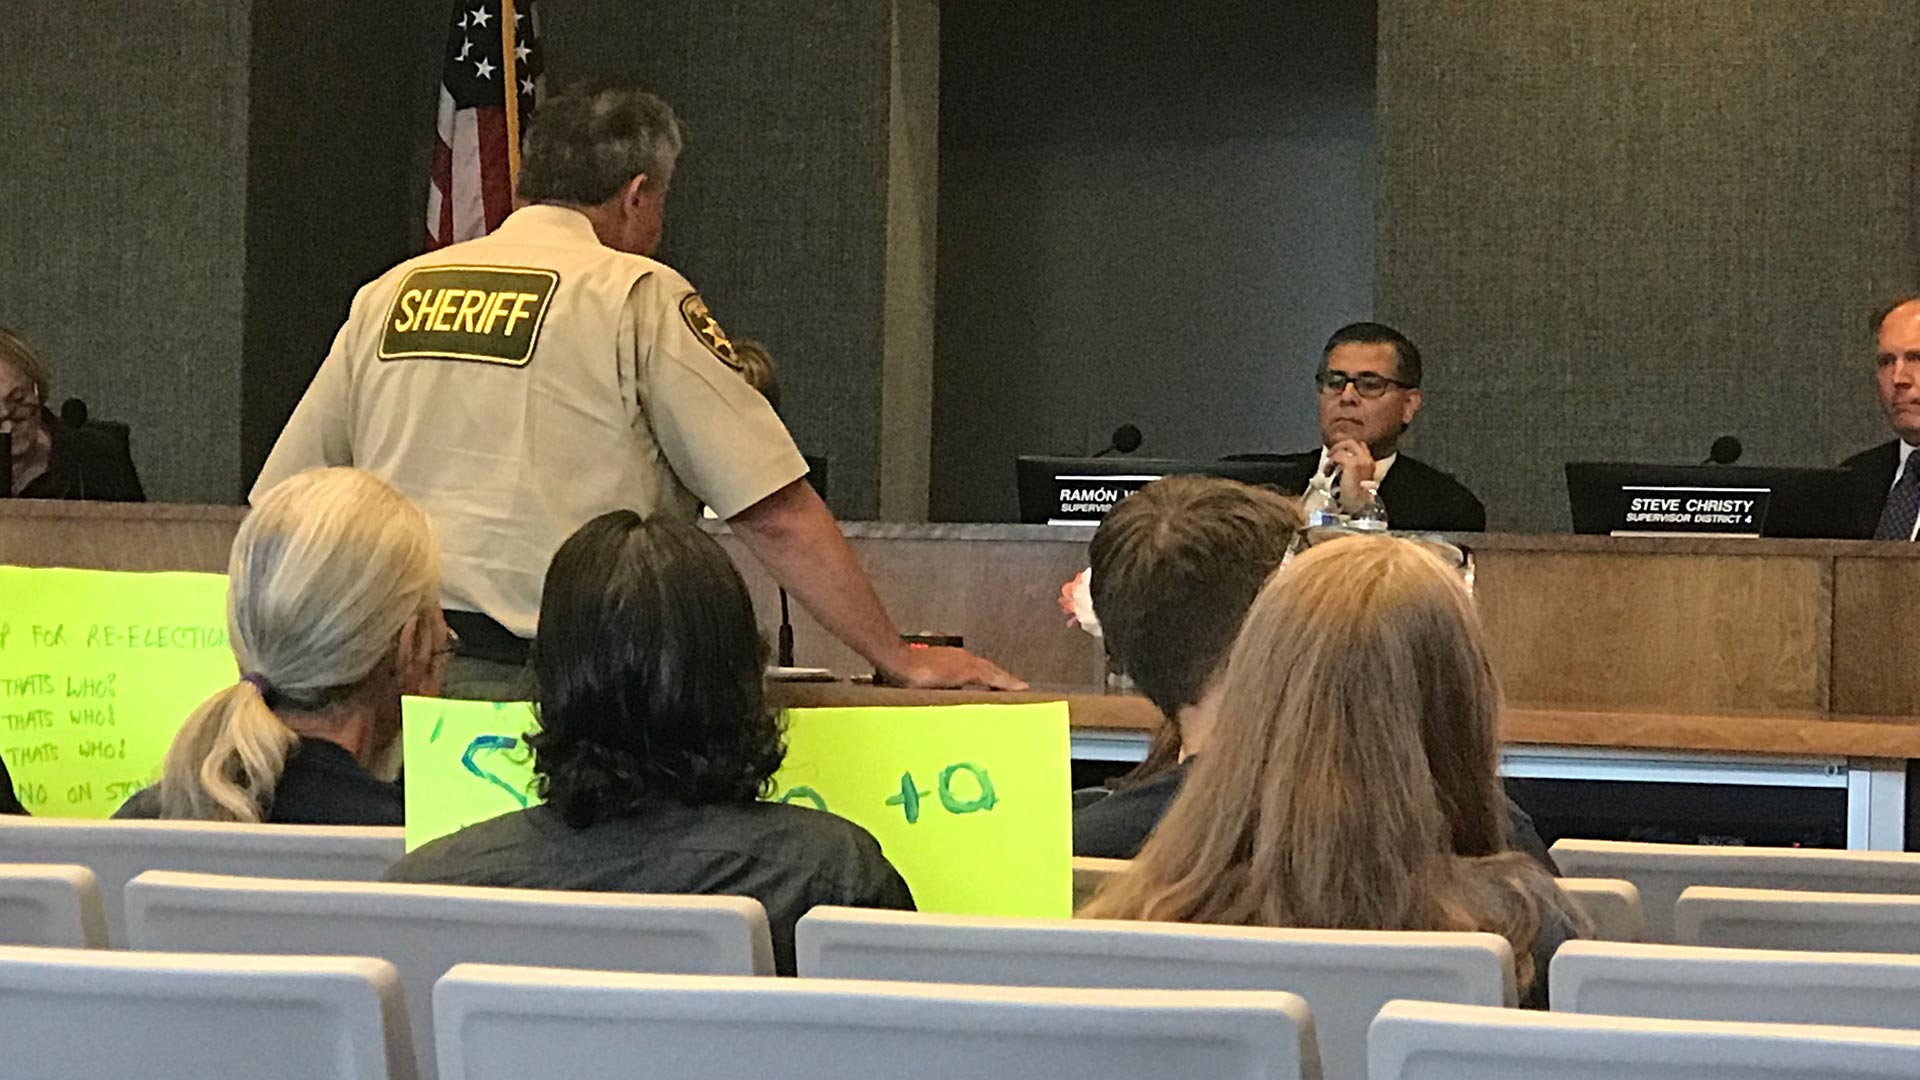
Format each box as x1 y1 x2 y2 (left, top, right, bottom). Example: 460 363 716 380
1259 322 1486 532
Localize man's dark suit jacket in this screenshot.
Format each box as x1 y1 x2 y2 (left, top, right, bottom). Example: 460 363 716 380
1243 449 1488 532
1840 439 1908 539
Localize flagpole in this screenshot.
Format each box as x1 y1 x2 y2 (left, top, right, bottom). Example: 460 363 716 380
500 0 521 186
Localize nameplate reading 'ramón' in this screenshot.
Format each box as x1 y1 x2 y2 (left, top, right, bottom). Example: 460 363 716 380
378 265 559 367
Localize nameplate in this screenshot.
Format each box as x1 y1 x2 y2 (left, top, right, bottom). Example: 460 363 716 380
1611 485 1772 537
1046 473 1162 525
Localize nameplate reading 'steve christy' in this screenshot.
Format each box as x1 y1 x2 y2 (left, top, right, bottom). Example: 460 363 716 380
378 265 559 367
1613 485 1773 537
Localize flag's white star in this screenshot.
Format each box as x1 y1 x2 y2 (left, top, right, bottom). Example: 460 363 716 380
520 76 535 96
470 6 492 27
474 57 495 79
514 41 531 62
457 37 472 60
514 11 524 24
457 13 467 28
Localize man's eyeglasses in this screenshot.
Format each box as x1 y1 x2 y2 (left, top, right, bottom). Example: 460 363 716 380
1315 369 1415 399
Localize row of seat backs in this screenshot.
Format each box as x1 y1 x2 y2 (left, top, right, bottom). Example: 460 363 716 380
1552 838 1920 941
0 816 405 944
4 868 1520 1080
11 943 1920 1080
1074 856 1649 943
0 945 1320 1080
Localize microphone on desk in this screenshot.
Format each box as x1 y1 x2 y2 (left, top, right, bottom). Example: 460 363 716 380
777 589 795 668
1 423 11 498
1703 435 1743 465
1091 424 1143 458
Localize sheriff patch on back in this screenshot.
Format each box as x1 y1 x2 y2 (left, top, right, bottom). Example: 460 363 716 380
379 265 559 366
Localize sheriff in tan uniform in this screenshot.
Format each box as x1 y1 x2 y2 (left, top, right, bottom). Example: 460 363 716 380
256 84 1021 695
254 203 805 639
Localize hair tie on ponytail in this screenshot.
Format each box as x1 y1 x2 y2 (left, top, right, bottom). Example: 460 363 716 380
240 673 274 699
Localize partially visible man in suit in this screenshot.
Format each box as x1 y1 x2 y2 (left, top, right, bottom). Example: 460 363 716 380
1841 296 1920 540
1253 322 1486 532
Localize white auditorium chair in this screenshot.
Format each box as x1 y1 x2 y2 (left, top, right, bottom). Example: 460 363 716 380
1369 998 1920 1079
0 816 404 945
0 944 415 1080
1675 885 1920 953
1550 838 1920 942
126 871 773 1080
795 906 1511 1080
434 964 1321 1080
1556 877 1646 942
0 862 109 947
1551 939 1920 1030
1072 855 1128 908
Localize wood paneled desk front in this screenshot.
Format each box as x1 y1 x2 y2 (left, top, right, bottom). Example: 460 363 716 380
7 502 1918 844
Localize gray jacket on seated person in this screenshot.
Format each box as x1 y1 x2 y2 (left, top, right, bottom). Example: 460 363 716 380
386 796 913 975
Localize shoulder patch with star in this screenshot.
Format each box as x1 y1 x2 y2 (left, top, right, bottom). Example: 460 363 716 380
679 293 740 371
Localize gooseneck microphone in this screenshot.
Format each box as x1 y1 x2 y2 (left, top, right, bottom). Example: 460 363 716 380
777 589 795 668
1091 423 1143 458
60 398 88 428
1703 435 1743 465
1 425 11 498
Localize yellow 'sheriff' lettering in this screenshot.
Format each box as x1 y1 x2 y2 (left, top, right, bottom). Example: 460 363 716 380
430 289 464 332
503 293 539 336
453 289 489 333
392 289 425 333
480 291 515 335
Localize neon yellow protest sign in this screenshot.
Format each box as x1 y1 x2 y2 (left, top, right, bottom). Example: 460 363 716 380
401 699 1072 917
0 567 232 817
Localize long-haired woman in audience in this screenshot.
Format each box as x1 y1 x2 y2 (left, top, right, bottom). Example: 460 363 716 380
386 511 912 974
1081 534 1586 1007
114 467 446 824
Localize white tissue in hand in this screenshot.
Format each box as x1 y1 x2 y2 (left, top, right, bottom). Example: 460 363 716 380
1071 567 1101 638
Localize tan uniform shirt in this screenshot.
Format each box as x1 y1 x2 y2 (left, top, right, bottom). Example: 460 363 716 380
254 204 807 637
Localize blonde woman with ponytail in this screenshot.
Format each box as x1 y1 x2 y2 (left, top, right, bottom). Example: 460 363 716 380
1080 535 1587 1008
114 467 447 824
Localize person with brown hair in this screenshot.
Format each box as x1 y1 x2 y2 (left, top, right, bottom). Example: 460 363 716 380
1073 476 1303 855
1074 477 1554 870
1080 535 1585 1008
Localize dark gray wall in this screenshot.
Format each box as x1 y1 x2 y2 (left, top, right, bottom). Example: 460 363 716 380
3 1 252 503
931 0 1378 522
1378 0 1920 532
540 0 908 518
241 1 448 491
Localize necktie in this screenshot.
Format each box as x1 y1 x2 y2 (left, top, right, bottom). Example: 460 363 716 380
1874 454 1920 540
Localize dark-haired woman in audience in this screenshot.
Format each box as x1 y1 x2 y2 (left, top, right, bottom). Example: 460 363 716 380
0 326 144 500
386 511 912 974
1081 535 1587 1008
115 468 446 824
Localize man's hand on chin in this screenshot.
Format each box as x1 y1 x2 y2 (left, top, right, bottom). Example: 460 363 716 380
1327 438 1377 508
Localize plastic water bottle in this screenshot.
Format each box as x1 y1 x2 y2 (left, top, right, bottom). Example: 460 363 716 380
1349 480 1390 532
1302 469 1343 528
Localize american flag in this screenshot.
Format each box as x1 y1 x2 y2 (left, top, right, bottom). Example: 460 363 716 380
426 1 543 250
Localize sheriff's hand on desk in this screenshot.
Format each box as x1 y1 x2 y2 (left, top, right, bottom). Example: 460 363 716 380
878 644 1027 691
1326 438 1377 509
